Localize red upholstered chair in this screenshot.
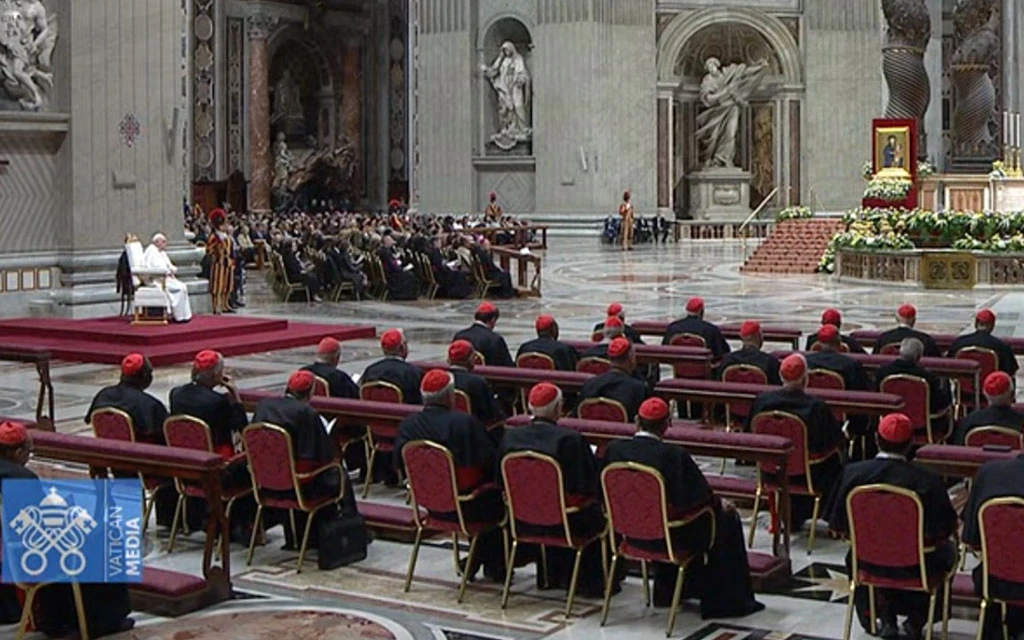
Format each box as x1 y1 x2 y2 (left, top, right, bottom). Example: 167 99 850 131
749 410 840 554
590 330 605 342
578 398 629 423
721 364 767 426
500 452 607 617
453 389 472 415
954 347 999 411
879 374 952 445
600 462 716 637
17 583 89 640
472 351 486 366
311 374 369 469
242 422 344 572
89 407 169 538
669 333 710 379
359 381 404 498
964 426 1024 450
516 352 556 371
311 375 331 398
163 415 252 553
811 340 850 353
840 484 953 640
577 357 611 375
401 440 506 602
879 342 901 356
972 497 1024 640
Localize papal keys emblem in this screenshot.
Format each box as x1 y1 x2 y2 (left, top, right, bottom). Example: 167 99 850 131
9 486 97 577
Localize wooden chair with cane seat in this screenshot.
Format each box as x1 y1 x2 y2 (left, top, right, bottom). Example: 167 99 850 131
402 440 507 602
840 484 955 640
748 410 841 554
971 497 1024 640
500 451 608 618
359 381 405 498
241 423 345 573
600 462 716 637
89 407 169 538
879 374 953 445
163 415 253 553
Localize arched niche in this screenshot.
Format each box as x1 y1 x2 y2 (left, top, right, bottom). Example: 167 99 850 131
267 28 339 148
477 16 533 156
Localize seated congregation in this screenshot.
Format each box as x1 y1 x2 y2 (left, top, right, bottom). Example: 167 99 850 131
6 297 1024 640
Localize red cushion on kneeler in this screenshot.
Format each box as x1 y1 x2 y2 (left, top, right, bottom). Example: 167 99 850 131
747 551 787 574
707 475 758 498
360 502 420 528
951 573 978 600
133 567 207 598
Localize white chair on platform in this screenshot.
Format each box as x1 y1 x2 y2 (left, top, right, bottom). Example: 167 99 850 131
124 236 170 325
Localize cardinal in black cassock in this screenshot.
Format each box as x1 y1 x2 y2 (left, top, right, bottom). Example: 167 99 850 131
86 353 168 444
517 314 579 372
947 309 1019 377
452 302 515 367
746 353 845 526
499 383 614 597
804 309 866 353
805 324 871 444
716 321 781 385
826 413 957 639
448 340 505 430
873 304 941 357
302 337 359 399
954 371 1024 445
603 398 764 618
662 297 730 359
394 370 507 581
576 338 651 420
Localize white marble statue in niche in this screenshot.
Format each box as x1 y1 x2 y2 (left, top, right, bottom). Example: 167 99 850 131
0 0 57 111
695 57 769 168
481 41 531 151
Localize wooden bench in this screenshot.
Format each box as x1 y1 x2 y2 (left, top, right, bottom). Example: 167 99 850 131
564 341 713 375
30 431 229 617
770 350 983 407
850 330 1024 356
655 378 905 417
631 321 803 350
0 346 55 431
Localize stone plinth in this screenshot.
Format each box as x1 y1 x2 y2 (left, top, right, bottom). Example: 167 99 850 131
992 178 1024 212
687 168 753 222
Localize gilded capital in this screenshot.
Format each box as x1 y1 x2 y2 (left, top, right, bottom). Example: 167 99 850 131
246 13 278 40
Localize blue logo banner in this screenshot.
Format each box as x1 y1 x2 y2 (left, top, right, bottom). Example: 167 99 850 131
1 479 144 583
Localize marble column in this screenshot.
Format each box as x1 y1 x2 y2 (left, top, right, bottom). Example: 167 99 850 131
246 13 277 214
342 36 364 196
656 95 670 210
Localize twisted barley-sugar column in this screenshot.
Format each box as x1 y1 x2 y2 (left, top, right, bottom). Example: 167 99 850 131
950 0 999 156
881 0 932 156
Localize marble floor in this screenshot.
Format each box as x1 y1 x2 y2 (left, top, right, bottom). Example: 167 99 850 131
0 237 1007 640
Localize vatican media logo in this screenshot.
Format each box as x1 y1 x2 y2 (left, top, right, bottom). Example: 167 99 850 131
1 479 144 584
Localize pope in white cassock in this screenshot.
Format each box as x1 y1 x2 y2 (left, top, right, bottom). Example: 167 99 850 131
143 233 193 322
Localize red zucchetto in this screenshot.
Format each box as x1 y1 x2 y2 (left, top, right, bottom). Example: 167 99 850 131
608 337 632 359
535 315 556 332
448 340 475 363
607 303 623 318
287 370 315 394
0 421 27 446
317 337 341 355
984 371 1013 398
898 304 917 320
878 413 913 444
194 350 220 371
528 382 561 410
976 309 996 325
739 321 761 338
686 297 704 314
638 397 669 422
821 308 842 327
380 329 404 351
817 324 840 343
780 354 807 382
121 353 145 377
421 369 454 394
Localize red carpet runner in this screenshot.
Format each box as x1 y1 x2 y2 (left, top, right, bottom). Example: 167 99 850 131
0 315 376 366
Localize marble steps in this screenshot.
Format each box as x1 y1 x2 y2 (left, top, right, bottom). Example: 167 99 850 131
740 219 845 275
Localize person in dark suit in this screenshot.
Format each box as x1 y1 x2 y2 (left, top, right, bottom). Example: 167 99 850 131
302 337 359 399
517 314 579 372
327 238 367 298
592 303 644 344
805 308 866 353
281 239 323 302
499 382 613 597
603 399 764 618
954 371 1024 445
395 370 507 581
425 235 471 299
962 452 1024 640
377 234 418 300
875 337 952 419
448 339 504 429
576 338 651 420
361 329 423 405
716 321 781 384
169 350 249 459
85 353 168 444
827 413 958 639
874 304 941 357
453 302 515 367
0 422 135 636
472 239 514 298
253 370 357 519
663 297 730 359
947 309 1019 377
747 354 845 526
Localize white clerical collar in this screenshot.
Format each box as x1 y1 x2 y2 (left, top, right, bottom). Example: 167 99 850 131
636 431 662 441
875 451 906 461
473 321 490 329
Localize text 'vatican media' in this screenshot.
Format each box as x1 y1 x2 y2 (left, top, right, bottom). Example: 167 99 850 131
105 505 142 580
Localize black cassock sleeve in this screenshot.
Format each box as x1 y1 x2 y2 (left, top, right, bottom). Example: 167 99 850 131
225 397 249 434
961 468 987 547
667 447 713 512
921 475 958 541
558 434 600 497
809 400 843 453
303 408 339 464
825 468 854 535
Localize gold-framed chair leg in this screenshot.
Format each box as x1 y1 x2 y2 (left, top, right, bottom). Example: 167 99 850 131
457 535 479 603
361 444 377 499
747 487 762 548
142 489 156 538
17 585 39 640
666 564 686 637
975 600 987 640
501 539 518 609
296 508 318 573
600 554 619 627
539 544 548 589
404 527 423 592
246 505 264 566
869 586 877 636
842 582 856 640
70 582 90 640
452 533 461 575
924 592 937 640
808 495 821 555
641 560 651 606
565 548 584 619
1001 601 1009 640
167 494 185 552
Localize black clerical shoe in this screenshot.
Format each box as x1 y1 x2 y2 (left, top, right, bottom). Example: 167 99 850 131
902 619 925 640
877 621 899 639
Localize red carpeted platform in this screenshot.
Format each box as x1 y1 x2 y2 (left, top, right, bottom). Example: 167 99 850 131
0 315 376 366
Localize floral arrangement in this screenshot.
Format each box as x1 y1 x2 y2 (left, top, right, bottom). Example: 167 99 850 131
952 234 1024 252
861 160 936 180
991 160 1008 179
863 176 913 202
861 161 874 180
775 206 814 222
